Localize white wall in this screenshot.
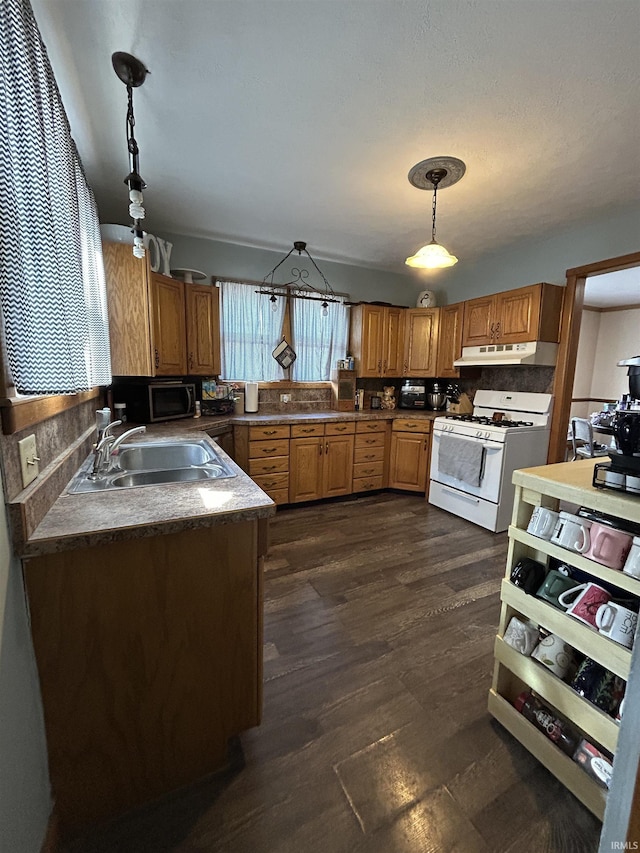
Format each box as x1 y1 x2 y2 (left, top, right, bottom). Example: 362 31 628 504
0 469 51 853
591 308 640 401
573 309 601 400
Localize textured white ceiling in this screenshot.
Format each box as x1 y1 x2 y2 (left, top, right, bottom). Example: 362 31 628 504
32 0 640 276
585 267 640 308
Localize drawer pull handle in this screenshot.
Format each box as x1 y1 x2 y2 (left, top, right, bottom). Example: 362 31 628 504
263 447 277 453
319 443 323 455
264 465 276 471
301 427 315 433
363 468 374 475
325 441 329 454
364 454 374 460
406 424 418 429
264 430 277 436
365 439 376 444
336 425 347 431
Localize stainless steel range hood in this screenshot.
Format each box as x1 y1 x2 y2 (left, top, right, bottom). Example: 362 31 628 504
453 341 558 368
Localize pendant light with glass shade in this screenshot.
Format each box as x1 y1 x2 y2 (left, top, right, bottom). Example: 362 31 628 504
405 156 466 270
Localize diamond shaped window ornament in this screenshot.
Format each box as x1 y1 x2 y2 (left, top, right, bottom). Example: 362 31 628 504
272 338 296 369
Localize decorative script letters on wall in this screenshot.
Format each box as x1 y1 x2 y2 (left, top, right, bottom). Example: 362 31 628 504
144 233 173 276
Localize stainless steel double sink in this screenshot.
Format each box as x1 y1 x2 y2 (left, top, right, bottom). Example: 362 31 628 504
67 439 236 494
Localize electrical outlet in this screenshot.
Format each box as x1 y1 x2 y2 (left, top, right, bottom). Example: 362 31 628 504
280 394 291 403
18 434 40 488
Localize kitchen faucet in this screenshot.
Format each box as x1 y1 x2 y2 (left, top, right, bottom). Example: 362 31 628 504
89 422 146 479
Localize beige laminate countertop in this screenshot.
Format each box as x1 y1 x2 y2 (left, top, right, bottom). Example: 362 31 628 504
22 409 445 558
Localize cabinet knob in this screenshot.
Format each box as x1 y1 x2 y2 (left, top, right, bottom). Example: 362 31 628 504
377 360 382 373
189 352 194 369
325 441 329 454
319 443 323 455
154 348 159 368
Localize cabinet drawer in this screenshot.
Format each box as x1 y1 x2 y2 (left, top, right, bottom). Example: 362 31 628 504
291 423 324 437
353 461 384 478
249 425 290 441
356 420 387 433
249 439 290 458
354 446 385 463
249 456 289 476
325 421 356 436
263 487 289 505
355 433 386 448
392 418 431 433
353 475 384 492
253 472 289 492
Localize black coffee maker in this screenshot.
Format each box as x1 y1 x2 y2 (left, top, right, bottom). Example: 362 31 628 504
593 356 640 492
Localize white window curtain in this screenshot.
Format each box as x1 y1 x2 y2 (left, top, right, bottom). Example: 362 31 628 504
219 281 287 381
0 0 111 394
291 296 349 382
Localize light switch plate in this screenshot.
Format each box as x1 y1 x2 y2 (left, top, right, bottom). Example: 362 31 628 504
18 434 39 488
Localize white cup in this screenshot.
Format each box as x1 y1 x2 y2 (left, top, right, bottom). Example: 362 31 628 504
596 602 638 649
531 633 575 679
503 616 539 656
527 507 560 540
550 511 591 553
623 536 640 579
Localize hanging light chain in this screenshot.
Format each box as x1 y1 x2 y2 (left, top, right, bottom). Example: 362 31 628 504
431 181 438 242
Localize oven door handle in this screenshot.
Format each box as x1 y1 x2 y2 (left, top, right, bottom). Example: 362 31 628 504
479 445 487 482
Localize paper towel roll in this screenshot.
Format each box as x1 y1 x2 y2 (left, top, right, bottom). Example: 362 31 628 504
245 382 259 413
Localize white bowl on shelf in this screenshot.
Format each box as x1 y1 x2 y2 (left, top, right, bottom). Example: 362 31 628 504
100 223 136 243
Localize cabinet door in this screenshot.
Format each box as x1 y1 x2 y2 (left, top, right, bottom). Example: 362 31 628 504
151 275 187 375
435 302 464 378
389 432 429 491
103 241 154 376
359 305 385 377
185 285 220 375
289 437 323 503
462 295 496 347
402 309 439 377
322 434 354 497
382 307 405 377
495 285 541 344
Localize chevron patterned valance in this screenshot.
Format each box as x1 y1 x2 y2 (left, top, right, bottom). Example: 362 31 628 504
0 0 111 395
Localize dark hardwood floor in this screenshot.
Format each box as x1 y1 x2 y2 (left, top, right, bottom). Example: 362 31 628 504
65 492 602 853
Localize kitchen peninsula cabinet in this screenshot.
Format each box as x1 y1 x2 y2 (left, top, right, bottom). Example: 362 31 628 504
489 460 639 820
389 418 431 492
289 422 355 502
24 517 268 836
235 424 291 505
435 302 464 377
402 308 440 377
103 241 220 376
462 283 564 347
350 304 404 378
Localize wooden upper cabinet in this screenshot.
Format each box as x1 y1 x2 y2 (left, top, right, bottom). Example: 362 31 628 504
403 308 440 377
435 302 464 378
185 285 221 375
103 241 154 376
461 284 564 347
150 274 187 375
382 307 405 377
350 304 405 378
461 295 496 347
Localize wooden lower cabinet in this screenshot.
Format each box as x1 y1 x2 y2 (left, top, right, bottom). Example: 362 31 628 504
389 419 431 492
24 519 267 839
353 420 389 492
289 431 355 502
235 424 291 504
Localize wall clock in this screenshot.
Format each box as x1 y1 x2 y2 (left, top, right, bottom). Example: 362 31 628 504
416 289 436 308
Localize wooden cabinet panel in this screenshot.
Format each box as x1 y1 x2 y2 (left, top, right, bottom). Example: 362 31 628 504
383 307 405 377
357 305 385 376
403 309 440 377
322 434 355 497
248 439 290 458
353 461 384 478
289 437 324 502
103 242 154 376
355 432 386 448
392 418 431 433
185 285 220 375
354 445 385 464
325 421 355 435
151 275 187 375
291 423 325 437
249 425 290 441
353 475 384 492
496 285 540 344
253 472 289 494
389 432 429 491
435 302 464 378
356 420 387 433
248 456 289 476
462 295 496 347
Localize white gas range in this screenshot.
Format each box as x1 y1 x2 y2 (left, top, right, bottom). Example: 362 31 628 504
428 390 553 533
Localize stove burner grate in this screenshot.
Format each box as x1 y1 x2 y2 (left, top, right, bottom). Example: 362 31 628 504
445 415 534 428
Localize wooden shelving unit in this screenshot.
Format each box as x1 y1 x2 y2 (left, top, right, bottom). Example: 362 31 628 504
489 459 640 822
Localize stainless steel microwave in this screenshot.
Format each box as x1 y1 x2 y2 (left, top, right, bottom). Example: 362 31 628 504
114 381 196 423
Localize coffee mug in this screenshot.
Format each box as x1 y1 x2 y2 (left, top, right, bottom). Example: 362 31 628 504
583 522 633 571
558 582 611 628
503 616 539 655
535 568 576 609
510 558 546 595
531 633 575 679
550 512 591 553
596 602 638 648
623 536 640 579
527 507 560 540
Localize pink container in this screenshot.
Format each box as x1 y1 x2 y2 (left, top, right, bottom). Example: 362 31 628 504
583 522 633 571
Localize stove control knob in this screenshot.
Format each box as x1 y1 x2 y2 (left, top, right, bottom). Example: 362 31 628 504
485 431 491 439
476 430 482 437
